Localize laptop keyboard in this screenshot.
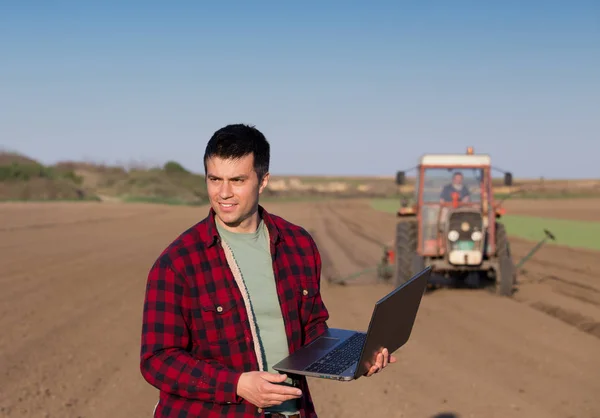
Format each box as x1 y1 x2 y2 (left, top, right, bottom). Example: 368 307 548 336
306 332 367 375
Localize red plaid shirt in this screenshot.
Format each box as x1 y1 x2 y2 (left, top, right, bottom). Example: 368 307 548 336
140 205 329 417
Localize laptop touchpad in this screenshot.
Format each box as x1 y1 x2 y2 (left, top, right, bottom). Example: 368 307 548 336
310 337 340 351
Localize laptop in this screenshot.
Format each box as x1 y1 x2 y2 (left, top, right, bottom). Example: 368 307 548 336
272 266 432 381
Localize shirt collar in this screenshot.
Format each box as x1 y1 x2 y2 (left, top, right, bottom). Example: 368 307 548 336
204 204 281 247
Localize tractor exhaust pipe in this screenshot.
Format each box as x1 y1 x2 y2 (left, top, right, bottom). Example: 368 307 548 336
515 229 556 270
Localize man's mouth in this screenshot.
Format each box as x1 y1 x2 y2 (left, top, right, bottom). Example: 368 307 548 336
219 202 236 208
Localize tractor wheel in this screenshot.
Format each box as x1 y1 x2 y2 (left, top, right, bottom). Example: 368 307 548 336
394 220 418 287
495 222 515 296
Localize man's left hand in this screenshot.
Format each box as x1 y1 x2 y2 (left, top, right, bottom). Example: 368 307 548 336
364 348 397 377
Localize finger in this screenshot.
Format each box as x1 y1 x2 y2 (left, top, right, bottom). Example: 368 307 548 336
260 400 283 409
375 352 383 369
367 364 379 376
257 394 300 409
382 348 389 367
261 372 288 382
262 395 301 409
389 355 397 363
265 383 303 397
262 391 303 406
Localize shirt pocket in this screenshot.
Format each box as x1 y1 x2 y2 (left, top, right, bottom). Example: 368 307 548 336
199 297 246 346
296 279 320 323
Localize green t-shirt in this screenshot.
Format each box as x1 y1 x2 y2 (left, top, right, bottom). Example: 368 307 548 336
216 219 298 415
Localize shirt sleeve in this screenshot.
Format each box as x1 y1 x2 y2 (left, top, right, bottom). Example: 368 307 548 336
140 259 243 404
302 237 330 345
440 184 451 201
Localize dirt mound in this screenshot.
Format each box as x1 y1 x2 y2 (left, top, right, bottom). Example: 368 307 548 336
0 151 40 165
0 177 94 201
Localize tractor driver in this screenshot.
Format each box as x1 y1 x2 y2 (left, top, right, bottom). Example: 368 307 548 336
440 172 470 203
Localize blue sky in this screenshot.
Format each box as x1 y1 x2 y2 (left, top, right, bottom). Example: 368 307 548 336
1 1 598 178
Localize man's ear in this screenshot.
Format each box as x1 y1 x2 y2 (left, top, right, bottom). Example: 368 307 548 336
258 172 270 194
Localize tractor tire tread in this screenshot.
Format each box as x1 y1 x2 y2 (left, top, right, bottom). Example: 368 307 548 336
394 221 418 287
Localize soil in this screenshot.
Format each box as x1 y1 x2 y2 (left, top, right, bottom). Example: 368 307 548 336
0 199 598 418
502 198 600 222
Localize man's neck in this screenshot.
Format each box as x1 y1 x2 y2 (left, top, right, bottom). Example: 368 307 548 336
217 210 261 234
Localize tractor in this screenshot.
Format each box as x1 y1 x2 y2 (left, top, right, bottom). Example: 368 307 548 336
385 147 516 296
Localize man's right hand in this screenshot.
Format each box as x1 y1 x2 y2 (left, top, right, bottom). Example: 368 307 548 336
236 371 302 409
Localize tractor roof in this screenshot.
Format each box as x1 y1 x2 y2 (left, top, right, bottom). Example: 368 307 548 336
420 153 491 167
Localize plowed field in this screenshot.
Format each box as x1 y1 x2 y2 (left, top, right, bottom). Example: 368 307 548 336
1 199 599 418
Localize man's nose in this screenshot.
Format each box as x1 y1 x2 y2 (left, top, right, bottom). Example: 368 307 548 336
219 181 234 198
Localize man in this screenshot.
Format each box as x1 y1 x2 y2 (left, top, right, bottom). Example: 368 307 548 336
140 124 395 417
440 171 470 203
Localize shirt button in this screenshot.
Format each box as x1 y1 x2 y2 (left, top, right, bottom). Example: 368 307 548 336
302 289 308 296
216 306 223 313
257 408 263 413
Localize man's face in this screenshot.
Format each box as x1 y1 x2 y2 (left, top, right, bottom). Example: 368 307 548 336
452 174 463 186
205 153 269 232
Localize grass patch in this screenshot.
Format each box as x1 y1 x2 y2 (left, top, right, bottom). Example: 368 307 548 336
0 196 102 203
495 192 600 200
370 198 401 214
500 215 600 251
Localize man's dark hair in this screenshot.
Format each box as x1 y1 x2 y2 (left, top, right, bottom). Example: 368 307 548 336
203 124 270 180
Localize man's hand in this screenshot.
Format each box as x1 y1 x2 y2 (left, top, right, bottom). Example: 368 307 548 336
364 347 397 377
236 371 302 409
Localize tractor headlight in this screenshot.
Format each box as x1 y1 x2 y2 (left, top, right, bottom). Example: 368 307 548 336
471 231 482 241
448 230 459 242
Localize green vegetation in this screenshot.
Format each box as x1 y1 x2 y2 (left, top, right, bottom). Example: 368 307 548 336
494 192 600 200
0 152 211 203
111 165 208 205
163 160 190 175
500 215 600 251
0 157 90 201
369 198 402 214
0 161 83 184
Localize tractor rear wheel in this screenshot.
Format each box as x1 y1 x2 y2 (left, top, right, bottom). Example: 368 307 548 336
394 220 418 287
495 222 515 296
